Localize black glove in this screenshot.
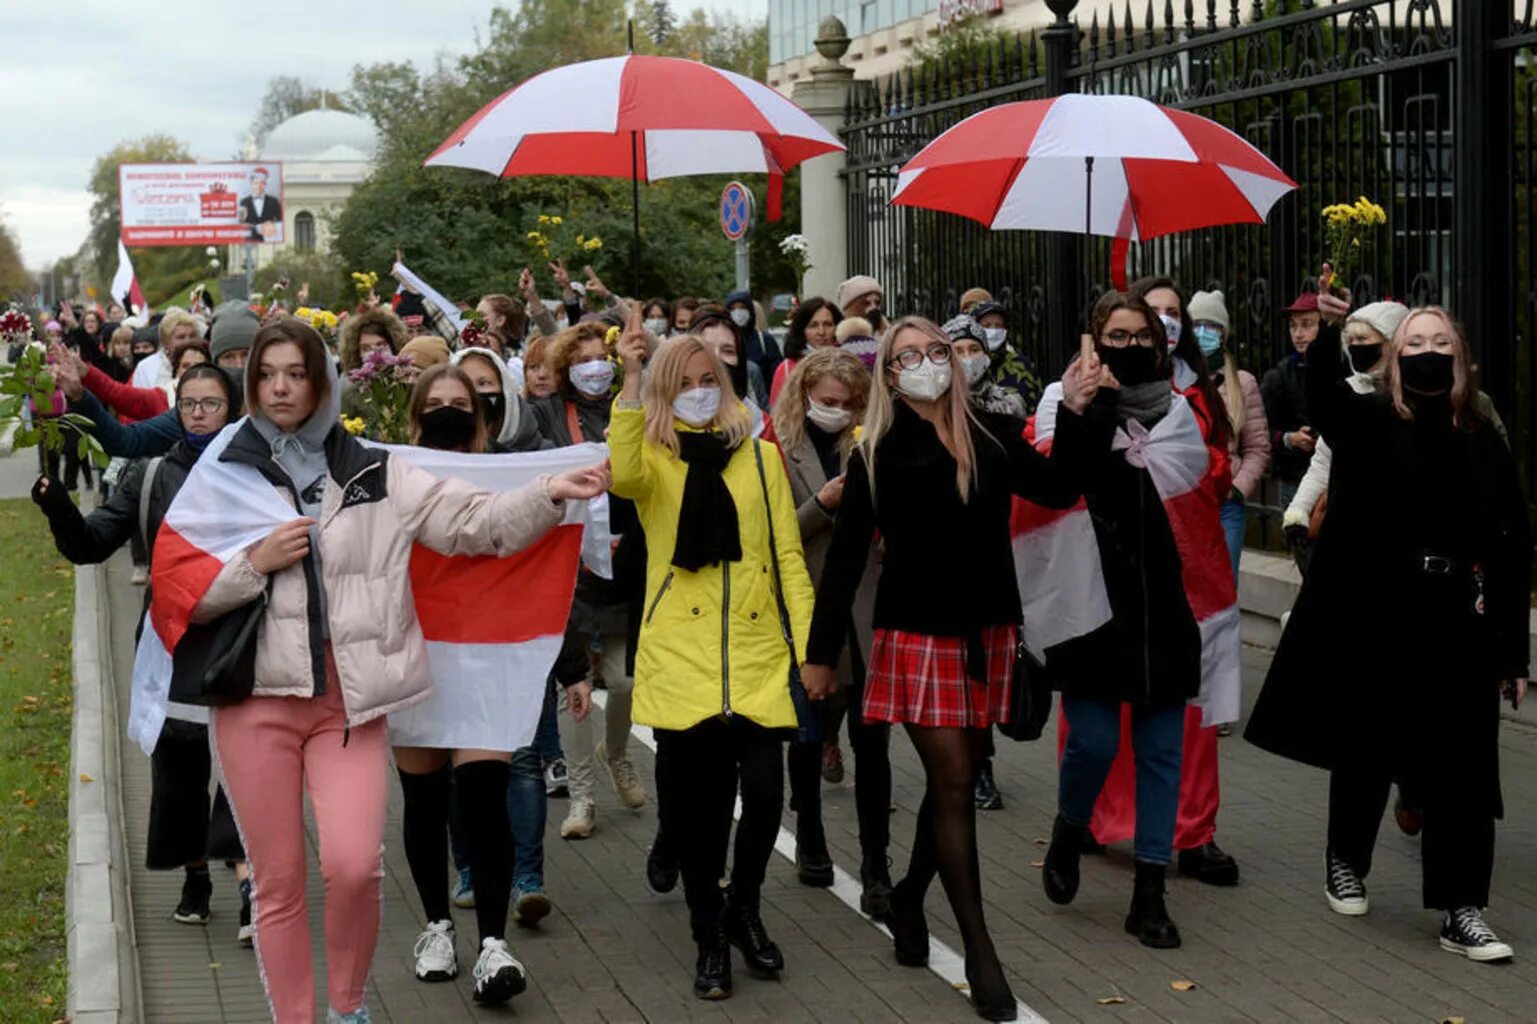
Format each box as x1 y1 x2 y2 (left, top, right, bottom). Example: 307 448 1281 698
1283 524 1309 552
31 474 73 515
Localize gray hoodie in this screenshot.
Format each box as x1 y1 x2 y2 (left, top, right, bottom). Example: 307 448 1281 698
451 346 549 453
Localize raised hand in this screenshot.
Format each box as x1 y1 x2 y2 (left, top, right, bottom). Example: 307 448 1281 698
549 259 573 294
617 301 647 387
519 267 539 304
48 343 85 400
583 265 608 298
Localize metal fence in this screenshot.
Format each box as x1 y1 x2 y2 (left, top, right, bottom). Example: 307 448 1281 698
843 0 1536 514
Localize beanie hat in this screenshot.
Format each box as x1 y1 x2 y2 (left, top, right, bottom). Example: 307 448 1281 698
1345 301 1410 344
210 309 260 362
968 300 1007 324
941 314 986 345
1188 290 1230 332
835 275 882 311
836 316 878 368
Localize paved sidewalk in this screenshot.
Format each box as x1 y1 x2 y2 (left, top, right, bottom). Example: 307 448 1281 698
103 546 1537 1023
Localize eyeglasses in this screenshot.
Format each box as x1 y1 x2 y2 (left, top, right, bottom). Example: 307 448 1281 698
177 397 228 415
1100 329 1155 346
886 343 952 370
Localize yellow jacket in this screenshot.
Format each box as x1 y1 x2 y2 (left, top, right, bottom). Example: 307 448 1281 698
609 401 815 732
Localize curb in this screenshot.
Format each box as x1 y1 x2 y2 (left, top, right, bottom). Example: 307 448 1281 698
65 558 142 1023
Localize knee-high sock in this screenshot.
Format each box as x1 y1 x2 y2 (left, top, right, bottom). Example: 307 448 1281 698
454 760 514 943
398 765 453 924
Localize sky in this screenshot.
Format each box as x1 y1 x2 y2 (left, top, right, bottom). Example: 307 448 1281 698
1 0 766 272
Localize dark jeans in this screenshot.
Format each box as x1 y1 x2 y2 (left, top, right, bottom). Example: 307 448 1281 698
654 716 784 940
787 679 892 860
534 676 563 763
1059 696 1186 865
1328 763 1494 910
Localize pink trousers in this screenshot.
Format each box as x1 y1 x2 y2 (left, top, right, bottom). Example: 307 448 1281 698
213 684 388 1024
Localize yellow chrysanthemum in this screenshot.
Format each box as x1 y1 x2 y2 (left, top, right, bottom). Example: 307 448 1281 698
550 216 563 226
584 238 603 251
341 415 366 436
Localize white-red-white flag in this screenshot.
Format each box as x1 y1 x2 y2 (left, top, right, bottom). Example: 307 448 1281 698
110 239 147 314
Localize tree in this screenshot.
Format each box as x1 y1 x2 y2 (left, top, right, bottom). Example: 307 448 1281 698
0 223 30 301
647 0 677 45
249 76 349 148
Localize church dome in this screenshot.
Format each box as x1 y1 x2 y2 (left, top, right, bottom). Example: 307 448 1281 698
261 109 378 163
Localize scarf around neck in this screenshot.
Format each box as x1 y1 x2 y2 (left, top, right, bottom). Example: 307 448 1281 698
1113 380 1173 428
671 432 743 572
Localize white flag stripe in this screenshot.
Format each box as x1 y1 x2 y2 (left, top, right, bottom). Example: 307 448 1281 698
386 637 564 752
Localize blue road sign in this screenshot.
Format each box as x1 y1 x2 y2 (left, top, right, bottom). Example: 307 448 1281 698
720 181 754 241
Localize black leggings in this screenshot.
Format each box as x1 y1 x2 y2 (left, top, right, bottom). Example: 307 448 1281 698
654 716 783 940
788 679 892 858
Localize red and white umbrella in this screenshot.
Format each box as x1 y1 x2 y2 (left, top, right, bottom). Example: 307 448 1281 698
426 54 842 209
892 94 1296 248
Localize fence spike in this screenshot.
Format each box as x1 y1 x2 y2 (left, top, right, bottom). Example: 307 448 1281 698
1230 0 1240 28
1185 0 1195 34
1252 0 1264 22
1207 0 1219 32
1125 0 1137 52
1145 0 1156 49
1027 30 1039 77
1106 9 1119 56
1164 0 1176 43
1089 10 1101 57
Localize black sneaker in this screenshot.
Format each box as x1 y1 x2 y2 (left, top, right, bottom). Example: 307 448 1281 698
723 892 783 978
693 927 732 1000
237 878 253 947
174 868 212 924
1440 907 1513 962
646 836 678 894
973 759 1003 811
859 856 893 922
1324 848 1368 916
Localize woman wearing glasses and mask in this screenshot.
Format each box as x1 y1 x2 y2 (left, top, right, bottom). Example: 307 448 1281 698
801 317 1106 1021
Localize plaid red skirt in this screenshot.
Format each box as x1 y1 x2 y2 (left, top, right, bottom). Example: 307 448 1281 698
863 625 1017 728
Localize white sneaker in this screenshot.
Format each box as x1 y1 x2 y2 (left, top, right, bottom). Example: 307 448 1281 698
412 919 457 982
596 743 647 809
560 797 596 839
472 937 527 1004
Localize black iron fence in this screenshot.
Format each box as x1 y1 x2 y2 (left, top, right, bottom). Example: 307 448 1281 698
843 0 1536 513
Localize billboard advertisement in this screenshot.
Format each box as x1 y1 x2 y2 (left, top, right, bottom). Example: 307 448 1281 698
119 162 286 246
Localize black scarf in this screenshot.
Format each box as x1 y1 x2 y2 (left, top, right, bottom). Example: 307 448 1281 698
671 432 743 572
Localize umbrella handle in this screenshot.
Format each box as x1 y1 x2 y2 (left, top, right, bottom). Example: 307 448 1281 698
1084 155 1095 240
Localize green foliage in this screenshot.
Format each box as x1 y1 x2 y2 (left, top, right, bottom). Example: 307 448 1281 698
0 499 75 1021
0 348 108 469
251 75 349 147
333 2 804 308
0 224 30 301
253 251 350 311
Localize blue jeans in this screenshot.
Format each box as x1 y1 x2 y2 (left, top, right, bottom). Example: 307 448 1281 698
1219 498 1246 585
1058 696 1186 865
534 676 562 763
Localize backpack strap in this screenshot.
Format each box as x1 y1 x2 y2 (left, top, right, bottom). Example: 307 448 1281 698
138 457 164 554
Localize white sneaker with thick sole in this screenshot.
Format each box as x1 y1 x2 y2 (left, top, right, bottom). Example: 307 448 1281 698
560 797 596 839
412 919 458 982
596 743 647 809
472 937 528 1004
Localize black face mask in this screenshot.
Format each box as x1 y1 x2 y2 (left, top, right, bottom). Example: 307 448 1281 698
1347 343 1383 374
478 391 506 431
1097 343 1163 387
132 348 156 367
1399 351 1454 394
418 406 478 450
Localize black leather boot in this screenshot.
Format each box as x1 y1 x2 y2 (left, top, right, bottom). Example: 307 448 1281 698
795 823 834 888
1176 841 1240 886
723 888 783 977
1042 815 1085 906
693 924 732 999
1125 861 1182 949
889 876 929 967
859 855 894 922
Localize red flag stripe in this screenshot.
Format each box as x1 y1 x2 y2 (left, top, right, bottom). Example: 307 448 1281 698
149 523 227 651
409 524 583 645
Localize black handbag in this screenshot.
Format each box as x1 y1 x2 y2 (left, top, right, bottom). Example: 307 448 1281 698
995 629 1051 742
752 441 822 745
167 578 272 707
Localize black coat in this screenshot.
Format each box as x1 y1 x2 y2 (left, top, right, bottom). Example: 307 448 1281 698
1245 325 1531 815
1260 353 1310 483
1042 394 1203 709
42 441 198 565
806 401 1091 667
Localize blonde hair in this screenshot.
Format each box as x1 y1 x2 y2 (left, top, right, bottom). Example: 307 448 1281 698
959 287 993 314
158 310 200 347
772 348 871 456
641 335 751 455
1383 307 1483 430
860 316 984 502
1220 351 1245 433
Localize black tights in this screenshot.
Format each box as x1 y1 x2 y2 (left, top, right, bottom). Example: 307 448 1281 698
400 762 515 943
902 726 1004 984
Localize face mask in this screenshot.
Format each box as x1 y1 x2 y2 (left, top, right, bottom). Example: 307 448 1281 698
896 359 952 402
1097 343 1163 387
982 327 1007 352
729 308 751 328
418 405 478 450
132 349 156 366
1347 343 1382 374
960 353 991 387
805 399 852 433
1193 324 1224 357
672 386 721 426
643 318 669 337
184 428 220 453
568 359 616 397
1399 351 1454 394
478 391 506 427
1159 314 1182 348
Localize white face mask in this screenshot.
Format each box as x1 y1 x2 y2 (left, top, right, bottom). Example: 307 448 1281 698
960 353 991 387
643 318 669 337
672 385 721 426
568 359 615 397
982 327 1007 352
896 359 952 403
729 308 751 328
1159 314 1183 349
805 399 852 433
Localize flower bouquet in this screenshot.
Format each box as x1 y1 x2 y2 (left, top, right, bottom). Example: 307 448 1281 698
525 213 603 268
345 348 420 443
1320 196 1386 295
459 310 490 350
779 233 813 283
0 327 107 466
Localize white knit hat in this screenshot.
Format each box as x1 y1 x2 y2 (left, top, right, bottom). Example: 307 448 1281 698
1188 289 1230 331
1346 301 1411 344
836 275 882 311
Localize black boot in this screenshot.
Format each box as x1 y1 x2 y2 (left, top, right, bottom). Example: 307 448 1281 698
693 924 732 1000
888 876 929 967
859 855 893 922
723 888 783 977
1176 840 1240 886
795 823 834 888
1042 815 1085 906
965 955 1018 1022
1125 862 1181 949
973 759 1003 811
646 833 679 894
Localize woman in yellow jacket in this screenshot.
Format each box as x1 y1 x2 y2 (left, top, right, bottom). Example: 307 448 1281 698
611 306 815 1002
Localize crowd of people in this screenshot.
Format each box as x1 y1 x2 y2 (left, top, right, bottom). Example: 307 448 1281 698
1 255 1528 1024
